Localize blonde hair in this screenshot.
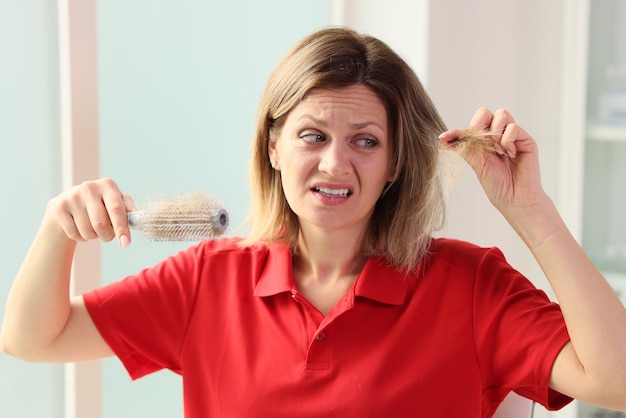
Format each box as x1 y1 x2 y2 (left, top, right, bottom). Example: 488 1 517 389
242 27 448 272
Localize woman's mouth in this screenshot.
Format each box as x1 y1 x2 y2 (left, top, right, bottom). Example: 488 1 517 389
313 186 351 197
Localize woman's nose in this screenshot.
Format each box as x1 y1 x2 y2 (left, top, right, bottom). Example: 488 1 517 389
318 140 350 176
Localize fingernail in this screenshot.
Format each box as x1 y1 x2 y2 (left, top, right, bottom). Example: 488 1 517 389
119 234 130 248
507 150 516 159
494 144 506 156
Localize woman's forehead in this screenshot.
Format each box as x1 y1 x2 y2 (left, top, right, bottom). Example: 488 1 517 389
292 85 388 125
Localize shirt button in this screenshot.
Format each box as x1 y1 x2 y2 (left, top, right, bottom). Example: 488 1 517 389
315 332 326 342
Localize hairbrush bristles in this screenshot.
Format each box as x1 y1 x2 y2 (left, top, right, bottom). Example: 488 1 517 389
127 192 229 241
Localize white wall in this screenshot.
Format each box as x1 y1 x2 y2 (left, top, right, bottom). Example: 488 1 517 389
428 0 565 297
426 5 574 415
333 1 577 417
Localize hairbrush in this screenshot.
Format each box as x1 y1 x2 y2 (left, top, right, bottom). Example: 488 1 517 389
127 192 229 241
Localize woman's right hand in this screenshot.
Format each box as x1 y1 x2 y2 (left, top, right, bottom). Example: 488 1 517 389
0 178 128 362
46 178 136 247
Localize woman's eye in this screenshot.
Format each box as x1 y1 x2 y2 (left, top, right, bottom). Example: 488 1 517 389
354 138 379 149
300 133 325 144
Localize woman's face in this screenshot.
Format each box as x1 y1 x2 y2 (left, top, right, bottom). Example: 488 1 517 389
268 83 394 237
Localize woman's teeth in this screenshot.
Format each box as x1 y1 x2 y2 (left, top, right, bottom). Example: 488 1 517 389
315 187 349 197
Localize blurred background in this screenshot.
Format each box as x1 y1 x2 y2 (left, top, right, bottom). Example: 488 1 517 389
1 0 624 417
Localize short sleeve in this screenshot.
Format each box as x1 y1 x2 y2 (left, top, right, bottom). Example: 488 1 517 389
83 242 205 380
472 247 573 411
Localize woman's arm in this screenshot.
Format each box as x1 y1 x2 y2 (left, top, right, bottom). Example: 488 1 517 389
440 108 626 410
0 178 133 362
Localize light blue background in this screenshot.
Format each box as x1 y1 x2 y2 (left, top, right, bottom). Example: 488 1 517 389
0 1 64 417
0 1 329 417
98 1 329 417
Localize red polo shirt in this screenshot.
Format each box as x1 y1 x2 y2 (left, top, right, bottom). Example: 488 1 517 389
83 237 572 417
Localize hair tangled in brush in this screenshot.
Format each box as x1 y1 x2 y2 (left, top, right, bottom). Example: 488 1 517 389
128 192 229 241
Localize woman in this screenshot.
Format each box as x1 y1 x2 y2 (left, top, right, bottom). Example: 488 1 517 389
2 27 626 417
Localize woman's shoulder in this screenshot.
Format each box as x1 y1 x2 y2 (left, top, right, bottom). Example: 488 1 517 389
430 236 500 255
192 236 271 258
427 237 508 272
191 236 293 266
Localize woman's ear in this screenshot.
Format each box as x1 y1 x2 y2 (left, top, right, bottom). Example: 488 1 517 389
268 138 279 170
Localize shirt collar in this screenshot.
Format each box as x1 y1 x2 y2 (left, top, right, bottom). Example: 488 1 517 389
253 243 294 297
354 257 410 305
253 245 410 306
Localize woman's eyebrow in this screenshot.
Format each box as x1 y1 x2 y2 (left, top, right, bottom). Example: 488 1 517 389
296 114 385 132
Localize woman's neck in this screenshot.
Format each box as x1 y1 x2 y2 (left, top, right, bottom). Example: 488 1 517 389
292 225 368 315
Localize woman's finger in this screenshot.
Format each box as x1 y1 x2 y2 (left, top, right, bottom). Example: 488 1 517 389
468 107 495 131
102 188 134 247
54 201 89 242
501 122 537 160
438 128 465 144
490 109 517 158
490 109 515 133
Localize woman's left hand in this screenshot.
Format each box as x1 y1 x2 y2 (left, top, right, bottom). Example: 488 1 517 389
442 108 626 411
439 107 548 222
